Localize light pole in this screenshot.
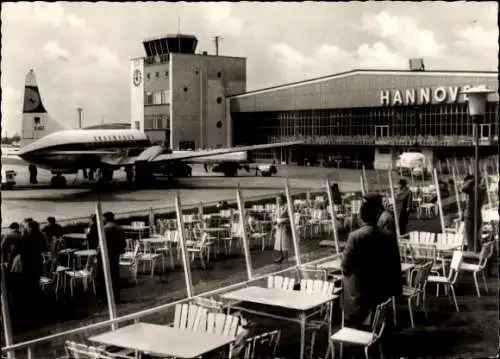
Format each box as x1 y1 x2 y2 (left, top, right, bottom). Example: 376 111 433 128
77 107 83 129
461 86 494 252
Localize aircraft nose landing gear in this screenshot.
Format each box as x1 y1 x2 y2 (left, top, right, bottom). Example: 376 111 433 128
50 174 67 188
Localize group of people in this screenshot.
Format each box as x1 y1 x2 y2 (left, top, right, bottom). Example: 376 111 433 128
1 217 57 328
0 212 127 331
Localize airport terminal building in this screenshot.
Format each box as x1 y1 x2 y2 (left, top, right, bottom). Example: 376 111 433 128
130 34 498 169
229 70 498 169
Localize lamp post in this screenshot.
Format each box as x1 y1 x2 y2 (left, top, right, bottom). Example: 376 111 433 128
461 86 494 252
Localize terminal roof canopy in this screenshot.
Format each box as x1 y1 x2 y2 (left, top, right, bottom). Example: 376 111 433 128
143 34 198 57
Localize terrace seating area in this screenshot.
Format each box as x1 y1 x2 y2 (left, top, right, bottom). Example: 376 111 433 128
1 160 498 359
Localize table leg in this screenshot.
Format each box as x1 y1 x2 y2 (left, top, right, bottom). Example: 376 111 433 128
299 312 306 359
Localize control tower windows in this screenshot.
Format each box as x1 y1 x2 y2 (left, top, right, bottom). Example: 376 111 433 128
145 92 153 105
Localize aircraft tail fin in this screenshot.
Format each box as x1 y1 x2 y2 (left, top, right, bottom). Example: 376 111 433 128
21 69 65 147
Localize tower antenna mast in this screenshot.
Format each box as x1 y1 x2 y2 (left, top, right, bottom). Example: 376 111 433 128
213 36 223 56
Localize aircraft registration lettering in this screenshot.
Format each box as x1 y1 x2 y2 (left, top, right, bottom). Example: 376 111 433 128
34 125 45 131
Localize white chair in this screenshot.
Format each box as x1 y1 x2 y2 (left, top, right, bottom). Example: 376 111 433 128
327 297 392 359
65 258 96 297
402 261 434 328
119 242 140 284
267 275 295 290
187 229 213 269
426 250 464 312
459 241 494 297
138 241 162 277
240 329 282 359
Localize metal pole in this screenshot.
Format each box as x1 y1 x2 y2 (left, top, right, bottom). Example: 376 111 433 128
236 186 254 280
174 191 194 297
360 174 366 196
284 179 302 266
325 179 340 255
388 170 401 239
95 202 118 331
474 121 480 253
77 108 82 129
362 165 368 191
484 163 492 209
1 264 14 359
149 207 155 235
454 157 460 177
452 167 462 219
433 168 446 235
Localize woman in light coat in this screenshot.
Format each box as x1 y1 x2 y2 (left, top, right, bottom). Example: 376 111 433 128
273 194 293 263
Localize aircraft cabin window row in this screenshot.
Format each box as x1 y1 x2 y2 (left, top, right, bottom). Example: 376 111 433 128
93 135 136 141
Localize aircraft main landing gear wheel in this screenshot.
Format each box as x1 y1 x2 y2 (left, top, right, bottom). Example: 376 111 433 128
51 175 67 188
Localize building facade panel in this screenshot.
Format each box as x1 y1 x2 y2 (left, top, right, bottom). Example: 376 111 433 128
230 72 498 112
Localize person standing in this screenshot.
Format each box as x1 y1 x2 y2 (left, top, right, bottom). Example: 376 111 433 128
273 194 293 263
395 179 413 236
462 175 487 252
28 164 38 184
97 212 126 303
341 193 399 329
42 216 63 250
1 222 23 271
86 214 99 250
331 183 343 206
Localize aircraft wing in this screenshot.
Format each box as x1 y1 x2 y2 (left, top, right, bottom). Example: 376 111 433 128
44 150 119 155
149 141 303 163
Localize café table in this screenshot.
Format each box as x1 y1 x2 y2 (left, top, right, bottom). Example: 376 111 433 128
222 286 338 359
89 322 235 359
121 225 150 239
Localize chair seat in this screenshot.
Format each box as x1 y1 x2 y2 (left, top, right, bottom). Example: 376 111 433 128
331 327 376 345
140 254 161 260
66 270 91 278
402 286 418 297
427 275 450 284
460 263 480 272
56 266 69 272
40 277 53 284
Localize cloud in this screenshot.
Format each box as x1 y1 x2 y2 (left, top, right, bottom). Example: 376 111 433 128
361 11 446 57
454 24 498 50
90 46 121 68
42 41 69 60
33 2 88 31
200 3 244 36
269 41 406 83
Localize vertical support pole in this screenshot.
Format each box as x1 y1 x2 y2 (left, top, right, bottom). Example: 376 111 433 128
360 174 366 196
452 168 462 218
484 164 492 209
285 179 302 266
149 207 155 235
236 186 254 280
325 179 340 255
433 168 446 235
174 191 194 298
362 165 368 192
1 264 14 359
388 170 401 239
454 157 460 177
95 201 118 331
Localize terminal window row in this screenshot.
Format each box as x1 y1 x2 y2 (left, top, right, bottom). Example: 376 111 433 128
146 70 169 81
92 134 136 142
144 114 169 130
145 90 170 105
233 103 499 144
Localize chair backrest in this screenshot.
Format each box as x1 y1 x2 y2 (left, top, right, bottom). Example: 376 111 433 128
449 250 464 284
192 296 225 313
408 243 437 262
478 241 494 268
371 298 392 340
242 329 281 359
300 278 335 295
173 303 209 332
65 341 111 359
206 312 240 337
267 275 295 291
409 261 434 291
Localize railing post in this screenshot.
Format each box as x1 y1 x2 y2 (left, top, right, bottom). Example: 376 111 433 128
95 201 118 331
452 167 462 219
285 178 302 266
433 168 446 235
1 264 14 359
325 179 340 255
236 186 254 280
27 346 35 359
388 169 401 239
174 191 194 298
483 164 492 209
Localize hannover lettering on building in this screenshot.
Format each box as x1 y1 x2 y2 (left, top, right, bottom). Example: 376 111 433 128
380 86 472 106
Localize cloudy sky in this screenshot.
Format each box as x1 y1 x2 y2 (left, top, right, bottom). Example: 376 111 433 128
1 1 498 137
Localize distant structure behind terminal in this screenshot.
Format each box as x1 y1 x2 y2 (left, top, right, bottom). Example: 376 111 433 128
130 34 499 170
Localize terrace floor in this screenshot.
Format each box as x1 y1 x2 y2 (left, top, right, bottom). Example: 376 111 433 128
2 214 499 359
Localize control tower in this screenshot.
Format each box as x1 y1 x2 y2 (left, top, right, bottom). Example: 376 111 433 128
130 33 246 149
143 34 198 57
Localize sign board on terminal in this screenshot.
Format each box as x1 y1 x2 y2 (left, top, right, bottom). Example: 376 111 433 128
380 85 475 106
